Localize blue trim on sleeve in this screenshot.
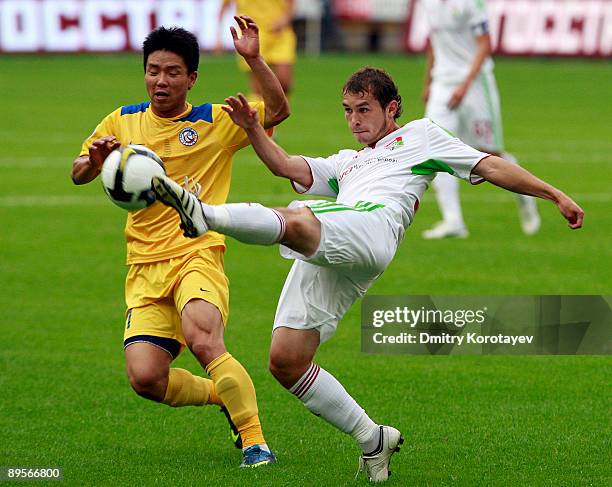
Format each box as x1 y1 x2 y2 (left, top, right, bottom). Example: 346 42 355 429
178 103 213 123
470 21 489 36
121 102 150 116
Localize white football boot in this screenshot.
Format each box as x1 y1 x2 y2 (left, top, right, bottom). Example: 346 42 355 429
151 175 209 238
357 426 404 483
517 194 541 236
422 220 469 239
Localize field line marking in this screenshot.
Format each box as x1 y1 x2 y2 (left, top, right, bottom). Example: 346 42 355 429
1 152 611 168
0 192 610 207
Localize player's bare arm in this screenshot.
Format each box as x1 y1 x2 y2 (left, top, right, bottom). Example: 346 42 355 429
231 15 289 128
222 93 312 187
473 155 584 229
448 33 491 109
71 136 120 185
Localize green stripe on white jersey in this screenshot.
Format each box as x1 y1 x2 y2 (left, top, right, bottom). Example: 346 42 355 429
310 200 385 214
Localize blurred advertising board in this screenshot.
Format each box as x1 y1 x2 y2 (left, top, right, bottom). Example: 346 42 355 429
1 0 610 57
0 0 234 52
336 0 611 57
403 0 611 57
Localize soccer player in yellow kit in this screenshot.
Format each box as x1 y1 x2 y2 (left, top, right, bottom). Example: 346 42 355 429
219 0 296 97
71 17 289 468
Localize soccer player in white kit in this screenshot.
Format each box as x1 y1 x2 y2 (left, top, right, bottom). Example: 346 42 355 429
152 68 583 483
421 0 541 239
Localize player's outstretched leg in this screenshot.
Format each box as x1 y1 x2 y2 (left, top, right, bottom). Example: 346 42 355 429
152 174 286 244
151 175 209 237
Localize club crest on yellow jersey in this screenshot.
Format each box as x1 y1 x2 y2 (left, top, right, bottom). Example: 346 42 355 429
179 127 198 146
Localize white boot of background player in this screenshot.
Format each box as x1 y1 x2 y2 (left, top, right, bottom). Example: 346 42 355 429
422 172 468 239
503 152 541 236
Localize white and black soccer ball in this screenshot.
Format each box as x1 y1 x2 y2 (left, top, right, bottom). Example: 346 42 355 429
101 144 166 211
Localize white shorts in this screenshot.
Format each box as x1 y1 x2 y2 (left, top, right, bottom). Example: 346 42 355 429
273 200 400 342
426 72 504 153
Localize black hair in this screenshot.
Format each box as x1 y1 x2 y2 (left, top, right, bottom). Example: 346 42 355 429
342 67 403 120
143 27 199 74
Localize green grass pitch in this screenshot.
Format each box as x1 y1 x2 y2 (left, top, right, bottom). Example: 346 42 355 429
0 53 610 486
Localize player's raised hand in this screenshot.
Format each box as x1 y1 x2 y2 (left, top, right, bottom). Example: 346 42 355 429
89 136 120 169
556 194 584 229
221 93 259 129
231 16 260 60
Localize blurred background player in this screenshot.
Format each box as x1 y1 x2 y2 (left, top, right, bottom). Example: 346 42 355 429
218 0 296 99
420 0 541 239
71 19 288 468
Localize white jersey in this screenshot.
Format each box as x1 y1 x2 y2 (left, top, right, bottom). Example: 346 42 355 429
423 0 494 84
294 118 488 237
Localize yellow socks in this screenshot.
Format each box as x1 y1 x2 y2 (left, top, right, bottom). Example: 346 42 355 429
206 352 265 448
162 368 222 407
162 358 266 449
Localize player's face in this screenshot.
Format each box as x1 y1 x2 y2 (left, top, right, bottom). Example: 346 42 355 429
342 91 398 146
145 50 197 118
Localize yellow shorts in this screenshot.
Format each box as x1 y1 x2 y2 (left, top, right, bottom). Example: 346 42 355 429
123 247 229 356
238 27 296 71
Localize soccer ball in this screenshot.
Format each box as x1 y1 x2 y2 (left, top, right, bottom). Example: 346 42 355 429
101 144 166 211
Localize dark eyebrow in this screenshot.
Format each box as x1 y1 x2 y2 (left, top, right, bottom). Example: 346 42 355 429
146 63 183 70
342 101 370 108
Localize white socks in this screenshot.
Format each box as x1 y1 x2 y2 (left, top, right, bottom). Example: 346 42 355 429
432 171 464 227
289 363 379 452
202 202 286 245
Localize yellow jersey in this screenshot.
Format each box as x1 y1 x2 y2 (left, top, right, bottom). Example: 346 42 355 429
228 0 290 31
80 101 264 264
